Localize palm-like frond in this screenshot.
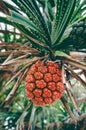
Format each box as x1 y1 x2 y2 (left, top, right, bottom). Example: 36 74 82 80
70 0 86 23
0 0 76 48
1 0 85 50
0 0 86 130
52 0 76 45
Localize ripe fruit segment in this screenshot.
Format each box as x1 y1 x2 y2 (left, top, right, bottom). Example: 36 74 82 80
25 60 65 106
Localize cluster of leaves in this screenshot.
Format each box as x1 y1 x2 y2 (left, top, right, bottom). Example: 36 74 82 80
0 0 85 52
0 0 86 130
0 92 86 130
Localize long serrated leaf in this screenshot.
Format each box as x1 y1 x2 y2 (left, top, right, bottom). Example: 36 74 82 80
52 0 63 36
11 0 42 29
14 23 46 46
30 0 51 45
14 23 50 51
70 0 86 23
0 16 13 25
52 0 76 46
55 51 69 57
37 0 54 33
44 0 54 21
12 0 51 45
3 1 20 14
8 11 42 34
16 0 50 44
4 0 51 46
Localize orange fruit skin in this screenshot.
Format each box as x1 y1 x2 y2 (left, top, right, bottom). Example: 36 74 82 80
43 88 52 97
25 60 65 106
48 82 56 91
25 83 35 91
25 74 35 83
36 80 46 89
34 72 43 79
44 73 52 82
33 89 42 97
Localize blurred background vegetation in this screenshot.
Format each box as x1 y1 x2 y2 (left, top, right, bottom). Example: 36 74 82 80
0 0 86 130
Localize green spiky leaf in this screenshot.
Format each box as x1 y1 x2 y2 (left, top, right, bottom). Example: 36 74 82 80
55 51 69 57
52 0 76 47
8 11 41 33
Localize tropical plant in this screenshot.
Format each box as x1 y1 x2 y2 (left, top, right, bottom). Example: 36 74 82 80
0 0 86 129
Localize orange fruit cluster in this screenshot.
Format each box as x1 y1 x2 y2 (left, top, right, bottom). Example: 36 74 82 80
25 60 65 106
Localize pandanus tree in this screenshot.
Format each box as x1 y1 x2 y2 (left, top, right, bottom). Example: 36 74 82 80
0 0 86 129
